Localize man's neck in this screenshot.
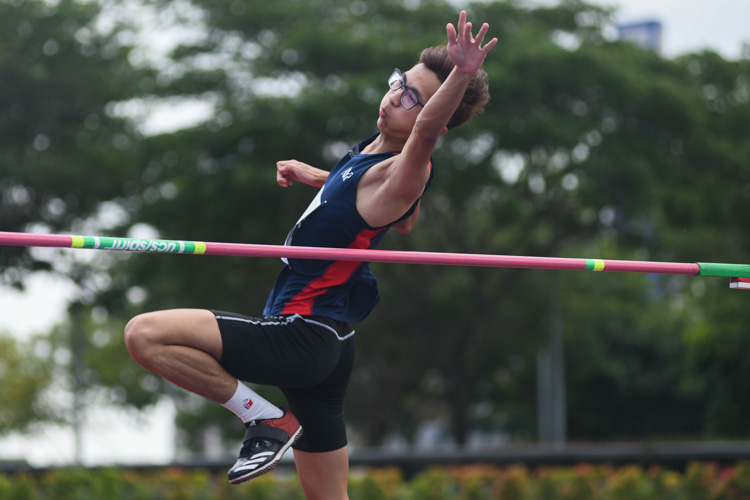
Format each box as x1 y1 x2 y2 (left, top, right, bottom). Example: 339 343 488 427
361 133 404 155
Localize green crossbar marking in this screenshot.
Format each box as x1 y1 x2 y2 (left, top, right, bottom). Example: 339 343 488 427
72 236 205 254
584 259 605 271
697 262 750 278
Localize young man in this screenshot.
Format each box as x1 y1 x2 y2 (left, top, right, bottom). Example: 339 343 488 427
124 11 496 500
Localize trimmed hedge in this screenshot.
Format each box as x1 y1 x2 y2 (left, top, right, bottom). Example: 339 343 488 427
2 462 750 499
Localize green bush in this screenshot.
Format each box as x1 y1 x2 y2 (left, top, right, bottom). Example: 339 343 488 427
2 462 750 499
349 467 403 500
0 473 35 500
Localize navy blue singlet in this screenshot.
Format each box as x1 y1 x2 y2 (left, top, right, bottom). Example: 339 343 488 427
263 133 433 323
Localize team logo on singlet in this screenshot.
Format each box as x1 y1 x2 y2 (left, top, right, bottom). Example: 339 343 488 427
341 167 354 181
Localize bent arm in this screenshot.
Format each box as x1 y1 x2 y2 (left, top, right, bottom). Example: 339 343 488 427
276 160 329 188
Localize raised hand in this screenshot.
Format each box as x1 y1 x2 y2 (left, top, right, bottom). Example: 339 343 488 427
446 10 497 75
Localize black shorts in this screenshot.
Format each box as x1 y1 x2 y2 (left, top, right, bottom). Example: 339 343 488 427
212 311 355 453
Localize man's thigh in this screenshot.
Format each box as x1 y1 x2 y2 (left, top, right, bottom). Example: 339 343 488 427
132 308 223 359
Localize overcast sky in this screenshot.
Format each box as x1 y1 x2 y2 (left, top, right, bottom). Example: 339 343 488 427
589 0 749 59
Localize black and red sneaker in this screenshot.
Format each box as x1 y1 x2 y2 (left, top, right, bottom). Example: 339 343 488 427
227 409 303 484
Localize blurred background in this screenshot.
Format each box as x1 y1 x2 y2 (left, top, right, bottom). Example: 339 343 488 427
1 0 749 470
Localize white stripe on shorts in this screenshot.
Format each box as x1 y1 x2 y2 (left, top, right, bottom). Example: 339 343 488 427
214 313 355 341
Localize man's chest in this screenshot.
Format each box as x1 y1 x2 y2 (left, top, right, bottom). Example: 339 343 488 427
352 157 396 201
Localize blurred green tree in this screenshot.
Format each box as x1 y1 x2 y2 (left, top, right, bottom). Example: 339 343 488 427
2 0 749 455
0 0 155 286
0 333 53 433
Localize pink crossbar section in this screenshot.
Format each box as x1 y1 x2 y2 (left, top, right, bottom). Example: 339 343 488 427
0 231 702 276
203 242 701 275
0 232 73 248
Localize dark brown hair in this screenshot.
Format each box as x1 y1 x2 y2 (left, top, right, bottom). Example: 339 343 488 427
419 45 491 129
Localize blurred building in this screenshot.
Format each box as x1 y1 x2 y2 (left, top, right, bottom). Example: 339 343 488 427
618 20 663 54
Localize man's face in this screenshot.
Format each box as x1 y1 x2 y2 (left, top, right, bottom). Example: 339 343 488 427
377 63 442 139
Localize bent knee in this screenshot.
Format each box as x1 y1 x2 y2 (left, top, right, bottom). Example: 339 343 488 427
124 314 161 365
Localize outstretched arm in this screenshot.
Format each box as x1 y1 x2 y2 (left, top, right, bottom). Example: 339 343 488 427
381 11 497 202
412 10 497 139
276 160 329 188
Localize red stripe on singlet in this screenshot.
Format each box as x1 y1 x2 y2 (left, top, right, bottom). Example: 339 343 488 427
280 228 384 316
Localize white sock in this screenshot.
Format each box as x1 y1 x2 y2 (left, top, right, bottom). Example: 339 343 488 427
221 380 283 424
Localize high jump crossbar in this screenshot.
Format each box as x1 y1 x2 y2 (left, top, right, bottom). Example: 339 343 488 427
0 231 748 289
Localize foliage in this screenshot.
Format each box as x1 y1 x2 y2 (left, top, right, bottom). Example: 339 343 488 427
0 333 53 433
1 0 750 454
3 463 750 499
0 0 156 289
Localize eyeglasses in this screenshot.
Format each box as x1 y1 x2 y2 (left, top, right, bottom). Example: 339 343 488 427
388 68 424 110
